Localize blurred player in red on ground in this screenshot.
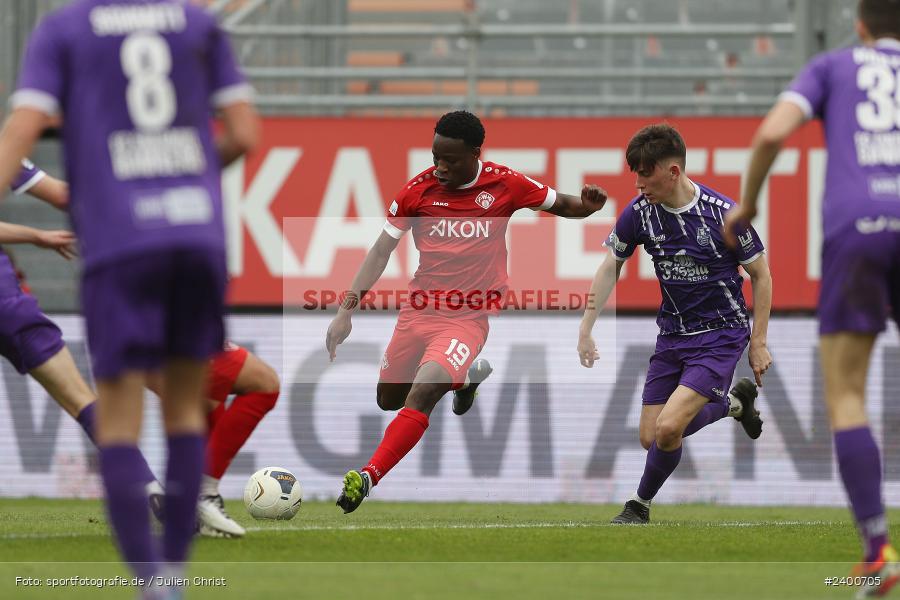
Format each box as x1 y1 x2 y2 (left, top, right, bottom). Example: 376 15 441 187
147 342 280 538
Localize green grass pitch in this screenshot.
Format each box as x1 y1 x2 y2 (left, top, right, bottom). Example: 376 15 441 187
0 499 896 599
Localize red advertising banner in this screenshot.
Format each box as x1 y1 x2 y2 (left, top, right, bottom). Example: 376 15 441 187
224 117 825 310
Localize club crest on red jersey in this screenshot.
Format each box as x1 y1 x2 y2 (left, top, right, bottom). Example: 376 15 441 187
475 191 495 210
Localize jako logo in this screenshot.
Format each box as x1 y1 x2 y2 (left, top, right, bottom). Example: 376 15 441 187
475 191 495 209
429 219 491 238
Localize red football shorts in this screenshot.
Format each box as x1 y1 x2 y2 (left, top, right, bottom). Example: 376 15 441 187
379 310 488 390
206 342 249 403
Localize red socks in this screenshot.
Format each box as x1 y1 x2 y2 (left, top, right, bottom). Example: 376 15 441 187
207 402 225 432
206 391 279 478
362 407 429 485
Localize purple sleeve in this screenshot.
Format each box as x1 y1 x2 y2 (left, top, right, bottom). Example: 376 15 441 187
780 52 830 120
604 205 639 260
10 159 46 195
9 15 65 115
207 19 254 109
734 224 766 264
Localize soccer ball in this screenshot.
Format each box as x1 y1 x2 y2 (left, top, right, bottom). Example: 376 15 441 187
243 467 303 520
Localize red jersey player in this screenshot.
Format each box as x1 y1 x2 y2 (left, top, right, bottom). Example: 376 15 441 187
147 342 279 538
326 110 607 513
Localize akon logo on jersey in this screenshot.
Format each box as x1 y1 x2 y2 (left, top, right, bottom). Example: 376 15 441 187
428 219 491 238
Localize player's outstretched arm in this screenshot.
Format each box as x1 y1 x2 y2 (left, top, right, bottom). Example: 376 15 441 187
724 101 806 248
742 255 773 386
0 222 76 260
546 184 608 218
25 174 68 210
0 108 51 198
578 253 625 367
216 101 261 167
326 231 401 361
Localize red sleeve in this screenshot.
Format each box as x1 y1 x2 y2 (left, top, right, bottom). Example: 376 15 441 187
384 184 417 239
506 171 557 211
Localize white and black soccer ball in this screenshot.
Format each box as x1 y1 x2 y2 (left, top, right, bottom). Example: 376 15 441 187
243 467 303 520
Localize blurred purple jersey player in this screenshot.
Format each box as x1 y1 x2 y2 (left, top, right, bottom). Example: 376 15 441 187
725 0 900 594
2 160 163 507
0 0 260 590
579 124 773 525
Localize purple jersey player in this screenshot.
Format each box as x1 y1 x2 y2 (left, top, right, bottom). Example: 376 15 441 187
1 161 76 370
724 0 900 593
579 123 773 525
1 160 164 510
0 1 259 592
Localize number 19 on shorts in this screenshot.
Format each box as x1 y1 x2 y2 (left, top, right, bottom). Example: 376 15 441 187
444 338 470 371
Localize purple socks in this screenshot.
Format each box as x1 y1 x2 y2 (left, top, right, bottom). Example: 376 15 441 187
75 402 97 443
637 442 683 502
163 434 205 563
99 445 159 580
834 427 889 562
99 433 205 581
78 403 157 485
682 402 728 438
633 403 722 503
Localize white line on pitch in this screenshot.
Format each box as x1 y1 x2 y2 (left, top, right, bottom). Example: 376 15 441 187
0 520 839 540
244 519 836 532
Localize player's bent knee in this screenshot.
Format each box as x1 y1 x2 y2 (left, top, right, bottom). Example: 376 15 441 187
639 434 655 450
236 354 281 395
255 362 281 394
376 394 401 411
405 384 447 414
376 383 408 411
655 421 683 447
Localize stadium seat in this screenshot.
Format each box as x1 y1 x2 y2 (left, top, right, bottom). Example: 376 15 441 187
348 0 470 13
347 51 407 67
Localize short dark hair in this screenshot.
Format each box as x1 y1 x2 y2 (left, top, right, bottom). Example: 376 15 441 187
859 0 900 39
434 110 485 148
625 123 687 173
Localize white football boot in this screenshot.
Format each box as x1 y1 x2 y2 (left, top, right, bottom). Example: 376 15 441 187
197 495 246 538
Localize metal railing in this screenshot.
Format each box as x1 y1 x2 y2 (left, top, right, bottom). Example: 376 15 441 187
4 0 850 117
216 0 827 116
226 23 797 38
